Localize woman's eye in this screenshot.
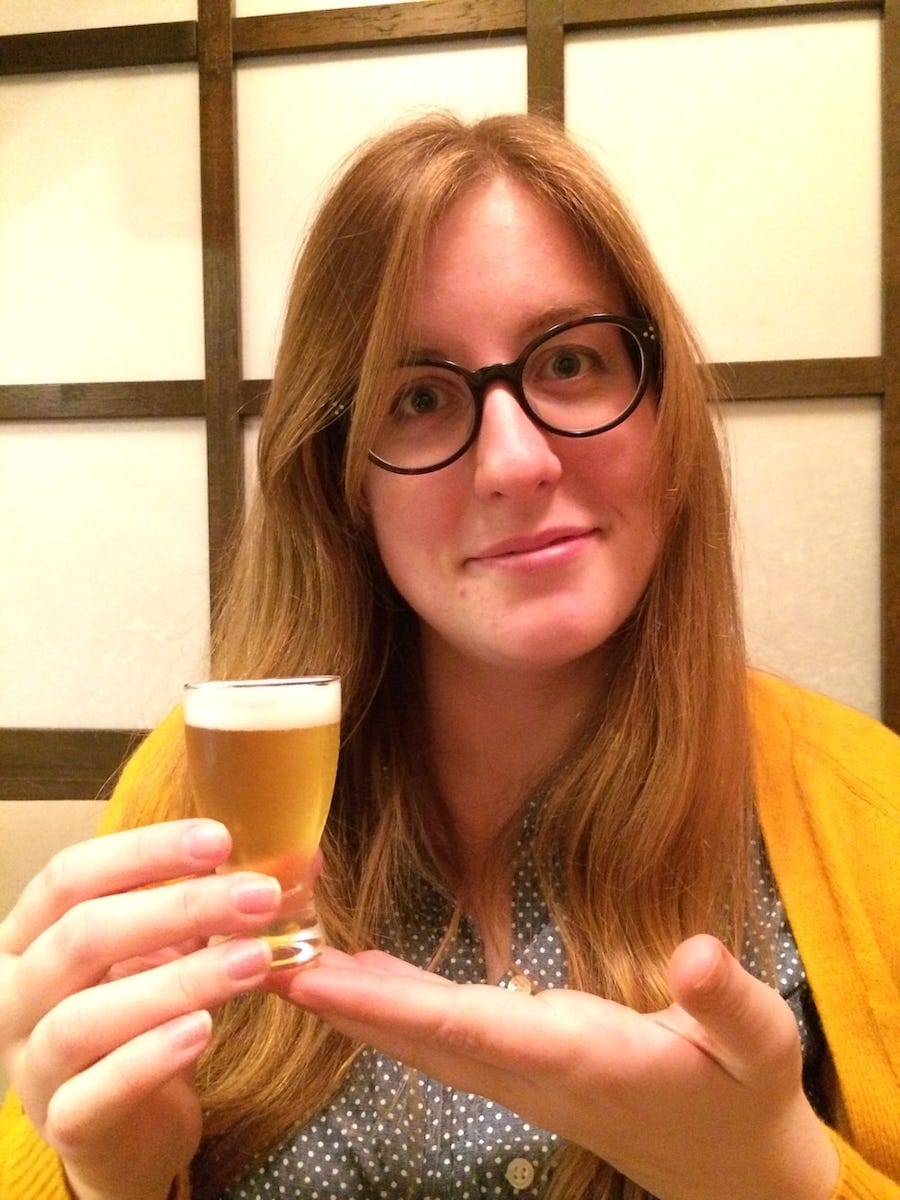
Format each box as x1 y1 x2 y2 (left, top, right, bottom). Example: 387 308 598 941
390 372 466 419
548 350 588 379
405 386 441 415
536 346 602 384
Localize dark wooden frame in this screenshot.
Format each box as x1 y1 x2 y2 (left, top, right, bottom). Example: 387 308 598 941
1 0 896 800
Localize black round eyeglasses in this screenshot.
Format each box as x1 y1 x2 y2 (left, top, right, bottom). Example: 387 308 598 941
364 314 660 475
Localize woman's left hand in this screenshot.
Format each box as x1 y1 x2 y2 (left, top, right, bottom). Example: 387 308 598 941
273 934 838 1200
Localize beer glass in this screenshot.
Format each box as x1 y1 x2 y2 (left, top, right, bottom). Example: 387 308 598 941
183 676 341 969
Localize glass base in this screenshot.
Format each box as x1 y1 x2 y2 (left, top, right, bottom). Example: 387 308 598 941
266 920 325 970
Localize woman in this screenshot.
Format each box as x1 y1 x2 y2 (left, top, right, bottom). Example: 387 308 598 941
1 112 897 1200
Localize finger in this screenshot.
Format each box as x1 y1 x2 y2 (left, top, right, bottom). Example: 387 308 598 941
666 934 801 1085
42 1009 212 1160
0 820 232 955
350 950 456 984
10 871 281 1035
293 967 538 1093
22 938 272 1118
269 946 455 989
287 956 593 1073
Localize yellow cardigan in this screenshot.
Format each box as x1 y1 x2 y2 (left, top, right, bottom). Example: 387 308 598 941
2 672 898 1198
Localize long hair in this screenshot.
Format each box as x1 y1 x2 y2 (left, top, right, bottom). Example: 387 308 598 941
124 111 755 1199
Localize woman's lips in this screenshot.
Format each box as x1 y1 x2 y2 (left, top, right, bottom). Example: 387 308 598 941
468 528 596 569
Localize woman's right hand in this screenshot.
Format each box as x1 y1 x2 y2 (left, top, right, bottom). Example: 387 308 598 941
0 819 279 1200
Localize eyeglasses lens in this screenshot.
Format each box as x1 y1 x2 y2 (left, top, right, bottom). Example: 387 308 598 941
523 321 642 434
374 366 476 474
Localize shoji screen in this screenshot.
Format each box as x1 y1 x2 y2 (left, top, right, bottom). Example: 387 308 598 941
1 0 896 802
567 13 883 715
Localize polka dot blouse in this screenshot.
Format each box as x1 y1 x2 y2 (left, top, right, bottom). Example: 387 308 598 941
220 837 828 1199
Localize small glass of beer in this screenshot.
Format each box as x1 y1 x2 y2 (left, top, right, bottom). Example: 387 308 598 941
183 676 341 969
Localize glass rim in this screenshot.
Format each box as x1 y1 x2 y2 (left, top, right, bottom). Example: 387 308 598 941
184 675 340 691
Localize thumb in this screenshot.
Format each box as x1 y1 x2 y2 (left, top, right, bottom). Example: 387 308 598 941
667 934 802 1086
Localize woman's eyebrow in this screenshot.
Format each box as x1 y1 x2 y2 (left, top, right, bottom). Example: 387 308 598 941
519 301 613 341
406 300 620 363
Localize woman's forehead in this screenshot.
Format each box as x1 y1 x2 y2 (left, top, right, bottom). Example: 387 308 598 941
403 182 628 357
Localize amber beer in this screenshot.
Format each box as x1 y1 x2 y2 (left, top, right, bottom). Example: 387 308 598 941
183 676 340 968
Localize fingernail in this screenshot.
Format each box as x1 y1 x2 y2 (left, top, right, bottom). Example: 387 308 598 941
229 876 281 914
225 939 272 980
167 1009 213 1052
183 820 229 862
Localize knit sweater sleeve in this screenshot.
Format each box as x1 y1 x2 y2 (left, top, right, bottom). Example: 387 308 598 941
0 710 191 1200
828 1131 900 1199
751 672 900 1196
0 1088 71 1200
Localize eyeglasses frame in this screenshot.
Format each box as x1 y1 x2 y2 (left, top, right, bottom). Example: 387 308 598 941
363 313 661 476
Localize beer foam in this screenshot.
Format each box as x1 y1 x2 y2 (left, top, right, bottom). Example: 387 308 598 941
184 677 340 730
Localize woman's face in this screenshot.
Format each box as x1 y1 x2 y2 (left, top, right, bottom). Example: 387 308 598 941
364 175 663 679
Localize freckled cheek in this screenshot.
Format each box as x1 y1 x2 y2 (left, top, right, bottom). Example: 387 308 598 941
600 444 657 513
370 509 461 604
572 459 651 518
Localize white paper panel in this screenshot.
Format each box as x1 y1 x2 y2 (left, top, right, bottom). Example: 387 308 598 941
237 41 527 377
243 415 261 511
566 16 880 363
0 421 210 729
0 1 195 34
0 67 203 383
724 399 881 718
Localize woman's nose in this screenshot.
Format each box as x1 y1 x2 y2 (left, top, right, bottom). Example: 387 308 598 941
472 383 563 499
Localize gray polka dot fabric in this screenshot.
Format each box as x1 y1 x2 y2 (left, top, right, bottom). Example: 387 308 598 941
221 838 827 1199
